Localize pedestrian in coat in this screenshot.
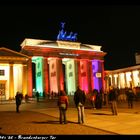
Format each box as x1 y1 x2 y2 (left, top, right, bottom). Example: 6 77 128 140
90 89 97 109
58 90 69 124
126 88 135 108
108 87 118 115
15 91 22 113
36 91 39 102
74 86 86 124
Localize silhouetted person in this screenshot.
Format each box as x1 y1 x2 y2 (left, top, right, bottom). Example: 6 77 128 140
36 91 39 102
74 86 86 124
108 86 118 115
95 90 101 109
15 92 22 113
51 91 54 99
58 90 69 124
90 89 97 109
43 91 46 99
126 88 135 108
99 88 103 108
25 94 29 103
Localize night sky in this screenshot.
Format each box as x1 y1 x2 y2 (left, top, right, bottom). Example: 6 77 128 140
0 3 140 70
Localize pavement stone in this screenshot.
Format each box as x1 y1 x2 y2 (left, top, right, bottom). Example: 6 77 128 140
1 98 140 135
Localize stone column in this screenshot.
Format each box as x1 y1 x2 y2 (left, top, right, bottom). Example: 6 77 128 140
22 64 28 96
138 70 140 86
88 60 93 93
74 59 80 89
43 57 49 95
101 60 105 91
131 71 134 88
117 73 120 88
77 60 81 89
112 74 115 87
9 63 14 99
124 72 127 88
57 58 64 92
27 58 33 97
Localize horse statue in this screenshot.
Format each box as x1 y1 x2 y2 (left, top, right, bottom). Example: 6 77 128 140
66 32 73 41
61 22 65 29
71 33 78 41
57 22 66 40
57 22 78 41
57 29 66 40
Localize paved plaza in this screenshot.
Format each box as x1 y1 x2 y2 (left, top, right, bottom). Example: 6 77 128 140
0 98 140 135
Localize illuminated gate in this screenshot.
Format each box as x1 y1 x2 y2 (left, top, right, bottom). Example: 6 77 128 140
20 38 107 96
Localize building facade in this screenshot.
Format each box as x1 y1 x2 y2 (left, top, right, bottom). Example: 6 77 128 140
0 47 29 100
104 65 140 93
0 38 106 100
20 38 106 97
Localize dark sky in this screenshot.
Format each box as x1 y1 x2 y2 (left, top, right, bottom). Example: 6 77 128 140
0 3 140 70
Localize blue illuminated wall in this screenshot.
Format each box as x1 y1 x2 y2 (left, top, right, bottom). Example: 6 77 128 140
92 60 103 92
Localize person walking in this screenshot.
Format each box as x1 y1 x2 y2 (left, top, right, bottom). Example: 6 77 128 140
25 94 29 103
58 90 69 124
74 86 86 124
126 88 135 108
90 89 97 109
15 91 22 113
36 91 39 102
108 86 118 115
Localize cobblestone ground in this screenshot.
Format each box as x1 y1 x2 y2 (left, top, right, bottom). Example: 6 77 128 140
3 97 139 135
0 111 115 135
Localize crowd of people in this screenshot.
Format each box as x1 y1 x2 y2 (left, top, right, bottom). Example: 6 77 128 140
14 85 138 124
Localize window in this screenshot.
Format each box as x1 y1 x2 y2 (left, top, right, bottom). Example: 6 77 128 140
0 70 5 76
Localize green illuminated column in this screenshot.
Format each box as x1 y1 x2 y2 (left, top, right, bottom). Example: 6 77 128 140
65 59 77 95
35 57 43 96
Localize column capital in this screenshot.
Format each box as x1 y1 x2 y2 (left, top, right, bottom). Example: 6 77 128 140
43 57 48 60
9 62 14 66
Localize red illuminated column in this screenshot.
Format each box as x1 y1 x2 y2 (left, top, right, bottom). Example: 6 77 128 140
81 59 89 93
101 60 105 91
43 57 49 95
57 58 64 92
88 60 94 93
27 57 33 97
